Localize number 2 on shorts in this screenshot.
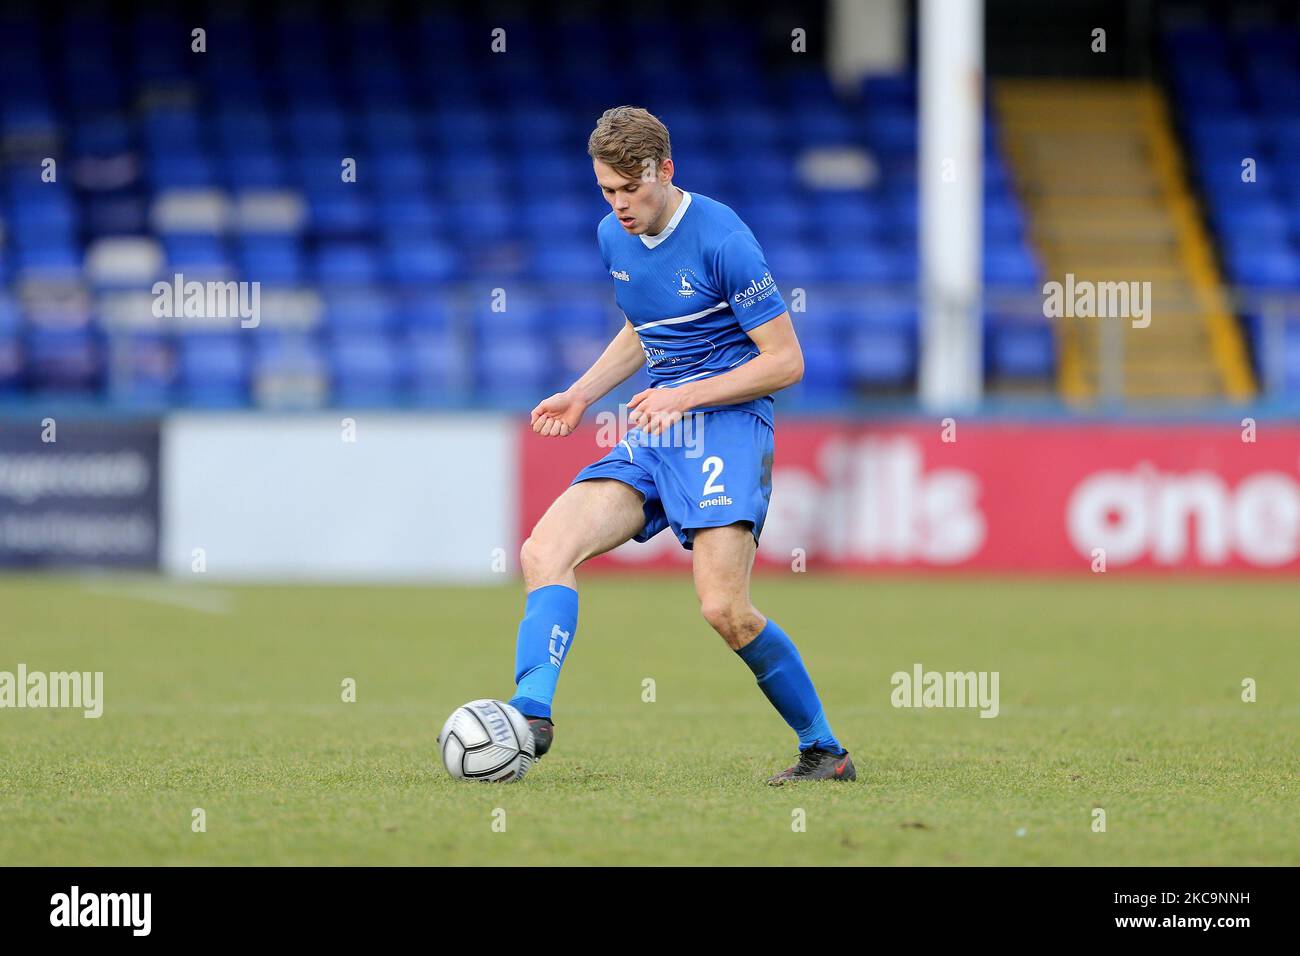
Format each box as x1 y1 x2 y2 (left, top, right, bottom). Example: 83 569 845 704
702 455 725 495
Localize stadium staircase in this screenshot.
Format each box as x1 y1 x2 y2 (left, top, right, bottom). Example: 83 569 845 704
996 80 1255 403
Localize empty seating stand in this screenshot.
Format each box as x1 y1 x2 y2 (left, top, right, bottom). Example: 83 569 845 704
0 5 1043 410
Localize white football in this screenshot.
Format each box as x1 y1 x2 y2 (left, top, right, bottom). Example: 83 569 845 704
438 699 536 783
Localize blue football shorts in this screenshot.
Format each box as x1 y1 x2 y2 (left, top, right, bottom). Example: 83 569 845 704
570 408 775 550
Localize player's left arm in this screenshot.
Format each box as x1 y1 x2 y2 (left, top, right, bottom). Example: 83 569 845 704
674 312 803 406
627 313 802 432
628 228 801 434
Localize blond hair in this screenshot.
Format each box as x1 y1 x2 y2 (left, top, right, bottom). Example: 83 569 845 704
587 106 672 181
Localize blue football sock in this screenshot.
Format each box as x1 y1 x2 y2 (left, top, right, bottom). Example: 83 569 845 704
507 584 578 721
736 618 845 754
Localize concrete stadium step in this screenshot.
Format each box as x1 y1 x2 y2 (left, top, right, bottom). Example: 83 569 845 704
996 78 1255 405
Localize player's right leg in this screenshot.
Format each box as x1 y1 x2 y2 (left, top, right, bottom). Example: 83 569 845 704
519 477 647 592
508 477 647 755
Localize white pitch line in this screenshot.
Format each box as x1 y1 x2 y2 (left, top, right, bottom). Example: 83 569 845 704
81 582 236 616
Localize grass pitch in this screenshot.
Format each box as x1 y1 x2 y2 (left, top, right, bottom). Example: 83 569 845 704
1 574 1296 866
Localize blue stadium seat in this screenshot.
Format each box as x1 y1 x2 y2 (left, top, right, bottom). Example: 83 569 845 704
473 296 545 338
14 242 81 277
0 293 20 393
407 329 468 404
107 332 174 406
224 152 287 188
85 196 148 235
165 235 230 272
847 328 917 386
308 193 376 237
370 152 429 190
322 287 398 334
762 240 834 284
519 198 592 238
384 238 457 285
988 321 1055 379
316 242 380 285
476 337 551 403
794 336 851 398
72 116 132 154
1227 248 1300 287
331 333 404 406
214 109 276 148
238 237 304 284
150 153 218 188
984 243 1040 286
250 335 329 408
177 334 249 407
447 197 512 239
375 195 444 235
395 291 451 333
741 199 810 239
23 329 100 393
528 241 606 283
825 242 912 283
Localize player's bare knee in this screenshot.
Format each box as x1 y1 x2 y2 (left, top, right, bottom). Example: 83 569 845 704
699 600 760 644
519 534 574 587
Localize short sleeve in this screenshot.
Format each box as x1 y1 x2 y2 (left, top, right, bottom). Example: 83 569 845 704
715 230 787 331
597 221 611 272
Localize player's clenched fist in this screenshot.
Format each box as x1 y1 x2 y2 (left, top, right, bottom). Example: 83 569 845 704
530 390 587 437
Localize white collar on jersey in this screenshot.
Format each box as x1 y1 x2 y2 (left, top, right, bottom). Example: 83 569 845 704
639 188 691 249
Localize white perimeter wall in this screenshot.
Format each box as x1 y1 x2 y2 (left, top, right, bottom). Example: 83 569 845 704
162 414 515 581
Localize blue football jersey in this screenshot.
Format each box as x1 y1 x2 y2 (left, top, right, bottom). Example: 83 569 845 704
597 190 788 426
